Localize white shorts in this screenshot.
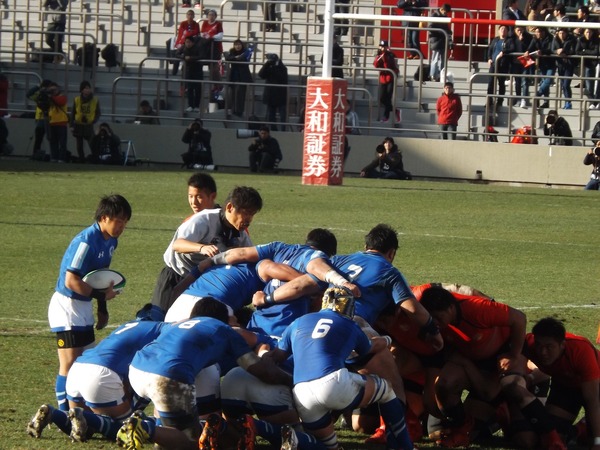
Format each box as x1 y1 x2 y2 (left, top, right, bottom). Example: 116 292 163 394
66 362 126 408
129 365 196 415
195 364 221 401
221 366 294 415
293 368 366 425
128 364 220 415
166 294 234 323
48 291 94 332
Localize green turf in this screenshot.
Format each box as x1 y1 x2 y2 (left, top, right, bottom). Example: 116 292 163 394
0 160 598 449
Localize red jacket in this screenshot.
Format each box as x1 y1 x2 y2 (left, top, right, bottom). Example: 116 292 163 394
373 50 399 85
436 92 462 125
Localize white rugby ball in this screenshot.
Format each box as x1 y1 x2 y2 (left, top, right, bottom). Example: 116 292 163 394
82 269 126 292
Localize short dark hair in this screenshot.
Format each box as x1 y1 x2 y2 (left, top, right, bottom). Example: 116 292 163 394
554 3 566 15
579 5 590 15
444 81 454 88
79 80 91 92
441 3 451 12
365 224 399 253
420 286 456 312
305 228 337 257
189 297 229 323
94 194 132 222
188 173 217 194
531 317 566 342
259 125 270 133
225 186 263 212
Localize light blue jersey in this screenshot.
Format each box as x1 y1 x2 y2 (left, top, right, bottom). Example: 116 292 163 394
248 242 328 337
131 317 251 384
76 321 165 378
278 309 371 383
332 252 414 324
55 222 118 301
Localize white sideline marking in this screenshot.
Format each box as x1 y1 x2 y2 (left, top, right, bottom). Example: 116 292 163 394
256 222 595 249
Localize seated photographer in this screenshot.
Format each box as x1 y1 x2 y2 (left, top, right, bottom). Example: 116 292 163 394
89 123 122 164
583 143 600 190
543 110 573 146
360 137 412 180
181 118 215 170
248 125 283 173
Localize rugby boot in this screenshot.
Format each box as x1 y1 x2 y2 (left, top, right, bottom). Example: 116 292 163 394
281 424 298 450
26 404 53 438
199 413 222 450
437 416 473 448
68 407 88 442
236 414 257 450
116 414 149 450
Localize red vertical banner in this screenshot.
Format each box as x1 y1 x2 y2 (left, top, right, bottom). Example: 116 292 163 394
301 77 348 186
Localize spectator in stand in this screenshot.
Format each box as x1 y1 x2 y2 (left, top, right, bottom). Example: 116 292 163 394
199 9 224 101
576 28 600 109
0 116 14 155
169 9 200 76
373 40 399 123
46 82 69 162
512 26 534 108
345 102 361 135
135 100 160 125
89 122 122 164
44 0 68 63
428 3 453 82
27 79 54 159
225 39 253 118
436 81 462 140
574 5 594 37
248 125 282 173
181 36 204 113
262 1 278 32
552 28 577 110
583 142 600 190
502 0 527 37
70 81 100 163
360 137 412 180
486 25 515 111
525 0 555 32
543 109 573 145
525 27 555 109
396 0 427 59
552 3 570 25
331 35 345 79
258 53 288 131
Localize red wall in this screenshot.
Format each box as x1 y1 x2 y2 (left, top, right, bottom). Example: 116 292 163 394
381 0 497 61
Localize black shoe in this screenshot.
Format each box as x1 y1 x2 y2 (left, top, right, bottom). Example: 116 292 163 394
539 101 549 108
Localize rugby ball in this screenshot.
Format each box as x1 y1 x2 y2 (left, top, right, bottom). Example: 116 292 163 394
82 269 126 292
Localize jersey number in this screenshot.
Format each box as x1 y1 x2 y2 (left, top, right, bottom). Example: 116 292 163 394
115 322 139 334
311 318 333 338
347 264 363 281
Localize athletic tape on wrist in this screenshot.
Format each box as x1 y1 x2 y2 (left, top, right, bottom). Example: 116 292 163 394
324 269 348 286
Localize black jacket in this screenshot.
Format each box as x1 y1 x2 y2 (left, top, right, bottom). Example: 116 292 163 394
428 10 452 52
543 116 573 146
258 60 288 107
248 136 283 161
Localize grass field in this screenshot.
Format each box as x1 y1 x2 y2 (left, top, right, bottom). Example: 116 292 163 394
0 160 598 450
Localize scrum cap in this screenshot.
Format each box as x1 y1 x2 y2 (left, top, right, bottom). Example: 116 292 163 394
321 286 355 318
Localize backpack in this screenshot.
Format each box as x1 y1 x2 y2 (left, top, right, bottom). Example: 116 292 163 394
100 44 119 68
76 43 99 67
